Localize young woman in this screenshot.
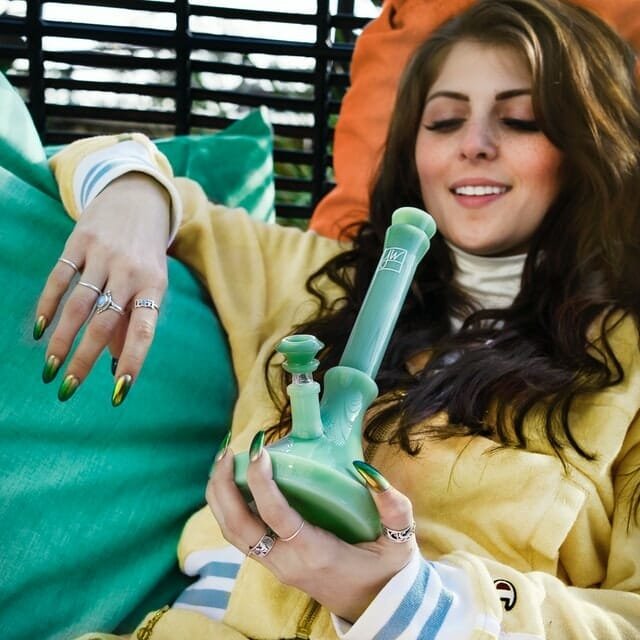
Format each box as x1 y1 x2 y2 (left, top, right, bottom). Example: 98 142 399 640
37 0 639 637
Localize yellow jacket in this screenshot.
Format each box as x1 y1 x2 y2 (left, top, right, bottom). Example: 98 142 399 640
52 135 640 639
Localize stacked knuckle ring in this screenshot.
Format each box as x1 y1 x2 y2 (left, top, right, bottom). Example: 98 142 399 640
134 298 160 314
95 290 125 316
382 520 416 544
279 520 305 542
77 280 102 296
248 528 278 558
58 258 79 273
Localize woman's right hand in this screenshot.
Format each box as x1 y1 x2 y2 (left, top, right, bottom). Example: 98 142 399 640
34 171 171 405
207 442 418 624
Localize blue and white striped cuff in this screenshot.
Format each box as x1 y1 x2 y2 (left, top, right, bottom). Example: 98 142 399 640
73 139 183 245
332 552 485 639
173 546 245 622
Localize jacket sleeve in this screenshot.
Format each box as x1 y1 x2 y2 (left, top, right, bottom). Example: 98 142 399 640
49 132 184 243
167 178 345 390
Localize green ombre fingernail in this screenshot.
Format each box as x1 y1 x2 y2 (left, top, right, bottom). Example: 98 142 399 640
33 315 48 340
353 460 391 493
215 430 232 463
42 354 61 383
249 430 265 462
112 374 132 407
210 431 232 476
58 374 79 402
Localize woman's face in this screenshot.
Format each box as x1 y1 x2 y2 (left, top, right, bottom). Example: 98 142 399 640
415 40 564 256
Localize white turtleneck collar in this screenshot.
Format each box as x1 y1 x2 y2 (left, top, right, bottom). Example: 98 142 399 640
446 241 526 320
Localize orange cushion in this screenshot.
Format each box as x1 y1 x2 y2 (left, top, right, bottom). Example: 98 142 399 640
309 0 640 239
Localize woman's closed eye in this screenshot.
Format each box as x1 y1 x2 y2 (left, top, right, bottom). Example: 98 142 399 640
423 118 540 133
500 118 540 132
424 118 540 133
423 118 465 132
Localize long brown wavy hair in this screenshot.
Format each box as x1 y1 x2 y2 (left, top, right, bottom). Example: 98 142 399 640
267 0 640 513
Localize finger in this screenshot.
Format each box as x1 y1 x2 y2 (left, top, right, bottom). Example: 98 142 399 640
42 266 107 384
57 284 127 401
373 487 416 545
246 434 305 541
34 253 84 340
353 460 416 546
108 321 128 374
207 448 268 553
112 287 165 382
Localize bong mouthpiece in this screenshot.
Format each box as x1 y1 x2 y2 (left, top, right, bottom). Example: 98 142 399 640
339 206 436 378
391 206 437 237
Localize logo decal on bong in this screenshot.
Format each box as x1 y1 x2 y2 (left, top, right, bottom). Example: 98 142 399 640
379 247 407 273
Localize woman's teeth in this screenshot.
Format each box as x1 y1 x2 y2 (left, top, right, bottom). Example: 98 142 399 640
453 185 507 196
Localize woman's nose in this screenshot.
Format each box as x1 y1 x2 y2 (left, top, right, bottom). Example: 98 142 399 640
459 120 498 161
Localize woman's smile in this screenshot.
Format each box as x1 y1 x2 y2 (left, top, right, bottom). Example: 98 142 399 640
449 178 511 208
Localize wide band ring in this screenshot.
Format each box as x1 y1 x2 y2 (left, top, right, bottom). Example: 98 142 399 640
134 298 160 314
58 257 79 273
248 528 277 557
77 280 102 296
382 520 416 544
95 290 125 316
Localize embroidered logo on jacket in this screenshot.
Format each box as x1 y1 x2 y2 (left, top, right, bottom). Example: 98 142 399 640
494 579 517 611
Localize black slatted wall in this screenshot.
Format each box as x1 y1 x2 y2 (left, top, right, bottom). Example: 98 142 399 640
0 1 376 220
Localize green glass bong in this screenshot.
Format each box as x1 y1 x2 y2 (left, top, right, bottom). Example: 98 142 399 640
233 206 436 543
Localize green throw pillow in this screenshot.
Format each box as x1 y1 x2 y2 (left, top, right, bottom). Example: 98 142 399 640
0 73 274 639
155 107 275 224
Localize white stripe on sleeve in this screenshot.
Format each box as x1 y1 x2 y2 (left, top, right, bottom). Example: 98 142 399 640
332 552 500 639
173 545 245 621
73 139 183 244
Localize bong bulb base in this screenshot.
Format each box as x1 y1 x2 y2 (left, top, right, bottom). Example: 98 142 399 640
234 449 381 543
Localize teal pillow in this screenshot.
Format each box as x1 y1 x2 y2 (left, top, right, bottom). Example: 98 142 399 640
0 73 274 639
155 106 275 224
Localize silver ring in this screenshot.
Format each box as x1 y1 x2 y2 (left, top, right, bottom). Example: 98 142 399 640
279 520 304 542
77 280 102 296
248 528 277 557
58 258 79 273
382 521 416 544
134 298 160 314
95 290 125 316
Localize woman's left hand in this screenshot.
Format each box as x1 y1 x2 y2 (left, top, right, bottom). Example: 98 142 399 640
34 173 170 402
207 435 417 623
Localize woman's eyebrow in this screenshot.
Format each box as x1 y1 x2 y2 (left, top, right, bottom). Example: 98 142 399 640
425 88 532 104
425 90 467 104
495 88 532 100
